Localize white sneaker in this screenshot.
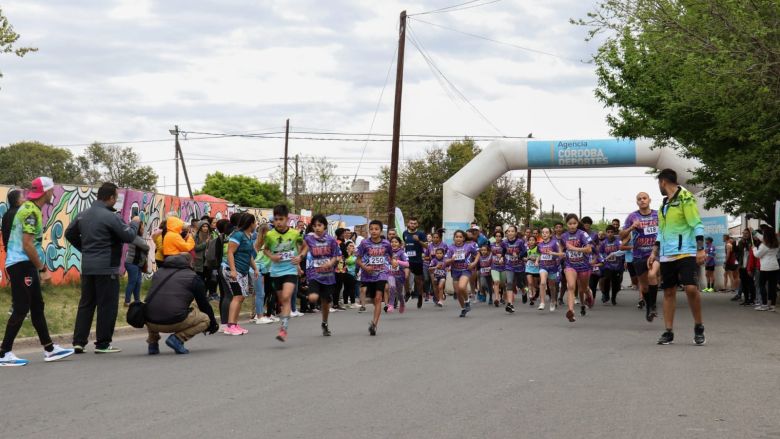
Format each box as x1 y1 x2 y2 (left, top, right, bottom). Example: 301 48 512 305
329 308 338 313
550 302 556 312
756 305 770 311
270 315 280 322
44 344 75 362
219 324 227 333
0 351 28 366
769 306 776 312
291 311 304 317
575 298 580 305
256 316 274 324
537 303 545 311
249 315 258 322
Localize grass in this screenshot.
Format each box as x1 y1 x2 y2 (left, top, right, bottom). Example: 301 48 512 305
0 278 255 339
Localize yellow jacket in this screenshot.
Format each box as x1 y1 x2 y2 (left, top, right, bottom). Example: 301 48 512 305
162 217 195 256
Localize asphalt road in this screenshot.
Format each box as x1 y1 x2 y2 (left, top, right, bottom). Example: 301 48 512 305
4 289 780 439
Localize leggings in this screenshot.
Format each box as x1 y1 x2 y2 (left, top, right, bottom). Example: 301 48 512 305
759 270 778 306
1 261 52 352
589 274 600 297
739 268 756 303
389 276 405 306
334 272 346 305
342 274 357 304
601 268 623 301
263 274 277 315
217 270 233 325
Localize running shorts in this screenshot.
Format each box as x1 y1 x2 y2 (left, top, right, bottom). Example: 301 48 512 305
660 257 699 289
705 265 715 272
362 280 388 299
222 266 250 297
409 262 424 276
308 280 335 302
633 258 651 277
272 274 298 292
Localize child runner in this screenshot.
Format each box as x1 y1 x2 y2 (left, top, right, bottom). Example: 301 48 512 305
490 229 506 307
428 248 448 307
562 214 593 322
537 227 565 311
502 225 528 313
553 222 567 306
445 230 479 317
477 244 494 304
588 249 604 314
525 236 540 306
263 205 308 342
388 236 410 313
703 237 716 292
304 214 342 336
356 220 394 336
426 229 449 303
600 225 625 305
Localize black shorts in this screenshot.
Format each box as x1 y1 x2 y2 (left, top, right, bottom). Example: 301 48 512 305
725 263 738 272
272 275 298 292
362 281 388 299
633 258 650 277
705 266 715 272
660 257 698 289
528 273 540 279
626 262 637 277
308 280 334 302
409 262 424 276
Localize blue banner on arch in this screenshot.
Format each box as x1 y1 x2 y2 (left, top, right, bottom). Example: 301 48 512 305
527 138 637 168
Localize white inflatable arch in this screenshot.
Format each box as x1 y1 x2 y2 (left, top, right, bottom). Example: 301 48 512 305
443 138 706 234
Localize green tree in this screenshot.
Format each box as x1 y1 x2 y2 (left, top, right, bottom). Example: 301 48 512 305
78 142 158 191
0 141 82 186
198 171 284 208
373 139 535 231
576 0 780 225
0 7 37 84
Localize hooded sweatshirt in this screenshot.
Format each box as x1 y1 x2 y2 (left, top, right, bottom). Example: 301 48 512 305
163 216 195 257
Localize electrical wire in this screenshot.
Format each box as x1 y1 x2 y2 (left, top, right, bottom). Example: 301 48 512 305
410 0 500 16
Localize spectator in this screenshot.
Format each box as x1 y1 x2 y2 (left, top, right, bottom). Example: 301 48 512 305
123 222 149 306
152 220 167 269
162 216 195 257
66 182 141 354
144 253 218 355
754 225 779 311
735 229 755 306
193 220 211 285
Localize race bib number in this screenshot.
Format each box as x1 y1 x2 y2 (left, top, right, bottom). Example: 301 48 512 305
312 258 329 268
406 250 417 257
278 251 295 261
453 251 465 261
480 267 491 275
540 254 553 261
434 269 446 277
368 256 386 265
643 226 658 235
568 251 583 259
506 254 518 262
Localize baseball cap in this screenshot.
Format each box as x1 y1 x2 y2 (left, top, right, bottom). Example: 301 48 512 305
27 177 54 200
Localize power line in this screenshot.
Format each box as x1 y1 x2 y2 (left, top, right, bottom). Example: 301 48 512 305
409 17 587 63
410 0 501 16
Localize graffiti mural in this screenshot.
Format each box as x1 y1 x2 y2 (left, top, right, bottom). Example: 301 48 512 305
0 184 310 286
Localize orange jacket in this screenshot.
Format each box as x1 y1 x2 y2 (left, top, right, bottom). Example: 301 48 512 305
162 217 195 256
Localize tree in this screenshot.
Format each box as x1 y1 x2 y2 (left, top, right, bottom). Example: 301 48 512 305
373 139 535 231
0 7 37 84
576 0 780 225
197 171 284 208
0 141 82 186
78 142 158 191
300 156 350 213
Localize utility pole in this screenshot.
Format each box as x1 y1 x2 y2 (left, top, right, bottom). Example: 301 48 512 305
539 198 542 220
526 169 532 228
578 188 582 219
172 125 180 197
387 10 407 229
283 118 290 200
176 137 194 199
602 206 605 223
293 154 300 212
551 204 555 218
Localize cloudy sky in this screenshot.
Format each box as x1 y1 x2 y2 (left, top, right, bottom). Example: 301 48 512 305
0 0 668 222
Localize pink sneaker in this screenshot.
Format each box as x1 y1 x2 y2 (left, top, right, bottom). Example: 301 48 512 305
224 325 243 336
399 300 405 314
387 304 395 313
236 325 249 334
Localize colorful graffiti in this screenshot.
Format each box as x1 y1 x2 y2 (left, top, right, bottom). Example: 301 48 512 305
0 184 310 286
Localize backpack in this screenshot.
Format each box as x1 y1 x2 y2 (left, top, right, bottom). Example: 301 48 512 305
205 235 221 268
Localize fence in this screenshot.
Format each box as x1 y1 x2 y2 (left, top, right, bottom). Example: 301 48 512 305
0 184 310 286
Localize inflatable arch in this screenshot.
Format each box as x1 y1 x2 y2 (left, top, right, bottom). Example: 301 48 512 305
442 138 731 286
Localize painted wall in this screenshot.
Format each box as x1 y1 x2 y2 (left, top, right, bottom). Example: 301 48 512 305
0 185 309 286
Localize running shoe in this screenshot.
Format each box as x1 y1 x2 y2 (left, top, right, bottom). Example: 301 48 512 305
601 295 610 304
529 298 535 306
637 299 645 309
276 328 288 342
646 307 658 322
580 305 587 316
256 316 274 324
657 330 674 345
368 322 377 336
755 305 770 311
550 302 556 312
387 304 395 313
148 343 160 355
399 300 406 314
769 306 776 312
236 325 249 334
459 308 468 318
566 310 576 322
505 303 515 314
359 305 367 313
165 334 189 354
0 352 28 366
44 344 75 362
522 294 528 304
292 311 305 317
405 292 412 303
249 314 258 322
95 346 122 354
335 305 347 311
224 325 243 336
436 301 444 308
537 302 545 311
383 305 388 313
270 315 281 322
321 322 332 336
329 307 338 313
465 301 471 315
500 299 506 305
493 300 499 307
693 324 705 345
73 344 85 354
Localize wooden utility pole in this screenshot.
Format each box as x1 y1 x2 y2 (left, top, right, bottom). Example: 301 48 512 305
578 188 582 219
175 136 194 199
173 125 180 197
293 154 300 212
602 206 605 223
283 118 290 200
387 10 407 229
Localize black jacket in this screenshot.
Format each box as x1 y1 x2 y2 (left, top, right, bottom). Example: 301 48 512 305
144 254 217 326
65 200 140 275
